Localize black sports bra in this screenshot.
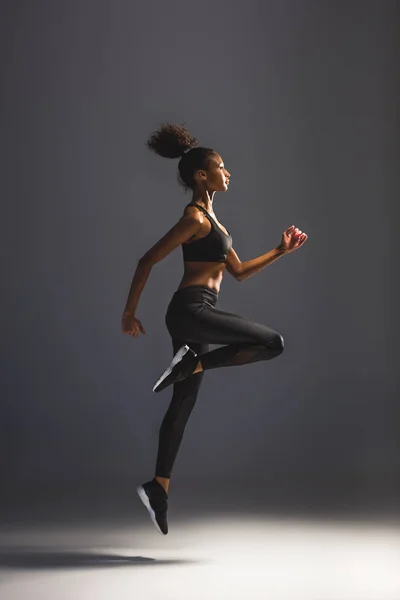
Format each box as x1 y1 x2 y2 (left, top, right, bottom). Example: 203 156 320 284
182 202 232 263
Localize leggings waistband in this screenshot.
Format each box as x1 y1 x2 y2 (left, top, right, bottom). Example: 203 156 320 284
171 285 219 305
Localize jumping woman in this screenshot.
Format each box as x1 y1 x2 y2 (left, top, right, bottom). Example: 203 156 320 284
121 123 308 535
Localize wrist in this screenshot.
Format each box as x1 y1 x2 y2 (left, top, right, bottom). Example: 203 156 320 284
276 245 288 256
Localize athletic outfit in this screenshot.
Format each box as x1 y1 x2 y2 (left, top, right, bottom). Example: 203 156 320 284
137 202 284 534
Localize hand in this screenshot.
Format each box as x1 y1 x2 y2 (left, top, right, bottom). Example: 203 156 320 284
121 311 146 337
279 225 308 254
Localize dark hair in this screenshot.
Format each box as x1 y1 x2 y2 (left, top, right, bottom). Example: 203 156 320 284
146 123 217 193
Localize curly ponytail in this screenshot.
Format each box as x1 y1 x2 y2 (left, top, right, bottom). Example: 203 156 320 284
146 122 217 193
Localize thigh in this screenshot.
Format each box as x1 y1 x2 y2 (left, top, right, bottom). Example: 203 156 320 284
172 305 281 347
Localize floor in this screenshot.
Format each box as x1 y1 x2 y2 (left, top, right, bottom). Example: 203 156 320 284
0 507 399 600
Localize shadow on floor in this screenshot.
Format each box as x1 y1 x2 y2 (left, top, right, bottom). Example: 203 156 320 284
0 547 199 570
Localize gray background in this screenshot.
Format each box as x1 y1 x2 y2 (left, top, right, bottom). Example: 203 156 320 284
1 0 398 516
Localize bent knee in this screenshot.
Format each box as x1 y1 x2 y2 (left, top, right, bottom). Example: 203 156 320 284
267 332 284 353
276 333 284 352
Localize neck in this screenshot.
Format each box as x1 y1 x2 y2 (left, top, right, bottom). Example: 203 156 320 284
191 188 215 211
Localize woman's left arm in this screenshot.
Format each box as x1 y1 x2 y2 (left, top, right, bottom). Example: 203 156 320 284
226 225 308 282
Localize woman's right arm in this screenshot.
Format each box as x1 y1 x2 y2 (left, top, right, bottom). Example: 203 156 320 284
122 210 202 335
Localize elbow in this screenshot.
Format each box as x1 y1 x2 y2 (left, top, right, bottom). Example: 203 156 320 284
138 255 155 269
236 268 246 282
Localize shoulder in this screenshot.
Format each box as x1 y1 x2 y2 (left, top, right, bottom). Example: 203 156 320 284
182 203 205 224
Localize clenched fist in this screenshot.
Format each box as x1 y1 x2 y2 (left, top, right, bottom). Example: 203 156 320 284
122 311 146 338
279 225 308 254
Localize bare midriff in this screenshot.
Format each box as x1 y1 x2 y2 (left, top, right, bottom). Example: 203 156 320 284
177 261 227 293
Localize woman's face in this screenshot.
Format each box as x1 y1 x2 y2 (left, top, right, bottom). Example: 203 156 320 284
197 154 231 192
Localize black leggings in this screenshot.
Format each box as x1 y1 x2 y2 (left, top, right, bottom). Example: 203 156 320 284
155 285 284 479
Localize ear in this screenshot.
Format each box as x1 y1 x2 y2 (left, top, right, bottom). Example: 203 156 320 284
197 169 207 180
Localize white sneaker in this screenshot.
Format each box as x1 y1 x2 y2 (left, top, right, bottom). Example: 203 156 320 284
152 345 198 393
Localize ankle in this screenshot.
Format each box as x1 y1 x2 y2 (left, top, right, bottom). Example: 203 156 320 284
155 476 170 493
193 360 203 374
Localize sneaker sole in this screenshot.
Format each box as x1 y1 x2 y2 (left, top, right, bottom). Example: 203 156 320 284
137 485 164 535
152 344 190 393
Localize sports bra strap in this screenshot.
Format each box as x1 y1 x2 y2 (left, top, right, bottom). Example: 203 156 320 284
188 202 215 226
